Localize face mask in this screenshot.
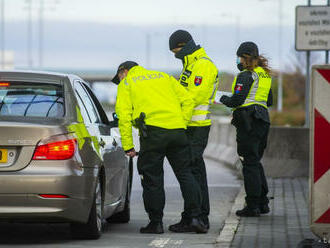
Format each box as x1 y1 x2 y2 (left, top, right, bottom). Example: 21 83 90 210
175 49 185 60
236 57 244 71
175 52 182 59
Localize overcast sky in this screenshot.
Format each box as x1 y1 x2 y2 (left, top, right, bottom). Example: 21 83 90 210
2 0 328 72
6 0 325 25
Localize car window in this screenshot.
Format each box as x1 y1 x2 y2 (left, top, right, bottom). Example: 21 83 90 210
74 82 99 124
0 82 64 118
75 92 91 123
82 83 109 125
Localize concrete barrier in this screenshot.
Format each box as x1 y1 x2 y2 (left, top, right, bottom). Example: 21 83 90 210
262 127 309 178
205 117 309 178
204 117 239 167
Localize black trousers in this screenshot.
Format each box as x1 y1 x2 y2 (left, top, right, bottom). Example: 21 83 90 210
183 125 210 223
236 118 270 209
137 126 202 222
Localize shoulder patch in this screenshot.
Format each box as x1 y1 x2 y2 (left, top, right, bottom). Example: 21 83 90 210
234 83 243 93
194 76 203 86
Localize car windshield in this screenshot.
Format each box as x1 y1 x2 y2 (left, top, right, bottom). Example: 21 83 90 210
0 82 64 118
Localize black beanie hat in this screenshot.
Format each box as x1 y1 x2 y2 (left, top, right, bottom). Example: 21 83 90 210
169 30 193 50
236 42 259 57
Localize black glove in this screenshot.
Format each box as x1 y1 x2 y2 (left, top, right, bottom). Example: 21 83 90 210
220 95 230 105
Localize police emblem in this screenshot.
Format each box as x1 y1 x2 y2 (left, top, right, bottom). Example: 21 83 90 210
194 76 203 86
235 83 243 93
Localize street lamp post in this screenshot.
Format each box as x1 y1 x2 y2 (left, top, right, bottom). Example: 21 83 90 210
326 0 330 64
235 16 241 48
38 0 59 69
1 0 5 69
220 13 241 47
26 0 33 68
39 0 43 69
259 0 283 112
146 33 150 68
277 0 283 112
305 0 311 127
145 32 164 69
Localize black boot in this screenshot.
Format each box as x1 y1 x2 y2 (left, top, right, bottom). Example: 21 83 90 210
259 204 270 214
236 206 260 217
201 217 210 229
168 219 191 233
190 218 208 233
140 221 164 234
169 218 207 233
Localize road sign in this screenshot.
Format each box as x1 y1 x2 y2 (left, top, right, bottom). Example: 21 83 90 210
296 6 330 51
310 65 330 241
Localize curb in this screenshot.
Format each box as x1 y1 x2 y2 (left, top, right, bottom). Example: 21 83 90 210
215 186 245 248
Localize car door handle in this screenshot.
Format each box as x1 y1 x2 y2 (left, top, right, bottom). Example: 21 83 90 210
112 138 117 147
99 139 106 148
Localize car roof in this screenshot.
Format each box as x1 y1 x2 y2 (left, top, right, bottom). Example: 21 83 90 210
0 70 82 84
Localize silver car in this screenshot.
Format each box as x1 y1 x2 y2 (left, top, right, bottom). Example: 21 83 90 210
0 71 132 239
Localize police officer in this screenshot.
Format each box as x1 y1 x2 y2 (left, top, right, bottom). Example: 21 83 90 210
168 30 219 231
220 42 272 217
113 61 207 234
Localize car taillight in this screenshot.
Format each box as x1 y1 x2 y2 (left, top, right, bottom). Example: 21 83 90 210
39 194 69 199
33 135 77 160
0 82 10 87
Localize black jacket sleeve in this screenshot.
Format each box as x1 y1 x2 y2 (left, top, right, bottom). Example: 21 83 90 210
220 71 254 108
267 88 273 107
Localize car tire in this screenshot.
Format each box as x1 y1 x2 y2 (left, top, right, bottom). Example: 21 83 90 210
107 158 132 223
71 177 103 239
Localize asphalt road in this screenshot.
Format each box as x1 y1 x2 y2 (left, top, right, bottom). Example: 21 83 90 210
0 158 240 248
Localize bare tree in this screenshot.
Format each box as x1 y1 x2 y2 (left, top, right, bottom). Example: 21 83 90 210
287 48 322 74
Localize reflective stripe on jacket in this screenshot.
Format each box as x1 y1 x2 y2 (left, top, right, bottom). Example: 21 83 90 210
115 66 194 151
179 47 219 127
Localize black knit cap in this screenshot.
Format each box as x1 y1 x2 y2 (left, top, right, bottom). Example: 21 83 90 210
111 61 138 85
169 30 193 50
236 42 259 57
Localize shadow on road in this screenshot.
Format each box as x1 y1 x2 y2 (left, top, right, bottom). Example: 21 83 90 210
0 223 73 245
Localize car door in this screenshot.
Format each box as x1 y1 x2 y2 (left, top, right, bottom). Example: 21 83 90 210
73 81 103 172
80 82 128 207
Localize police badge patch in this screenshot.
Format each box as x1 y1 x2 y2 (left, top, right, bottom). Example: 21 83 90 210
194 76 203 86
235 83 243 93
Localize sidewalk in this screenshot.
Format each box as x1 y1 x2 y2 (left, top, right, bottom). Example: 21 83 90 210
217 178 318 248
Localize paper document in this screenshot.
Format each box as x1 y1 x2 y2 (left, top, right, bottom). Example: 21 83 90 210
214 91 233 104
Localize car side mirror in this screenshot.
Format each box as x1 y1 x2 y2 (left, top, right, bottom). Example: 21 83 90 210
109 112 119 128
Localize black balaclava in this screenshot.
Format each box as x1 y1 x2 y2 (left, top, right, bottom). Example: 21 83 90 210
169 30 200 61
175 40 200 61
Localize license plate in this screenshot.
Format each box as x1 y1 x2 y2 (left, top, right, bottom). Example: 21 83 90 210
0 149 8 163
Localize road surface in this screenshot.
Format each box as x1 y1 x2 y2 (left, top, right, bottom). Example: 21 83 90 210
0 158 240 248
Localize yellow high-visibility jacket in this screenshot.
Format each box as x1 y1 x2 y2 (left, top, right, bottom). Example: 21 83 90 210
115 65 194 151
231 67 272 110
178 47 219 126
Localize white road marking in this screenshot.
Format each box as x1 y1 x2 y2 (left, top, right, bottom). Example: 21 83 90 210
149 238 170 247
149 238 183 248
169 239 183 245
